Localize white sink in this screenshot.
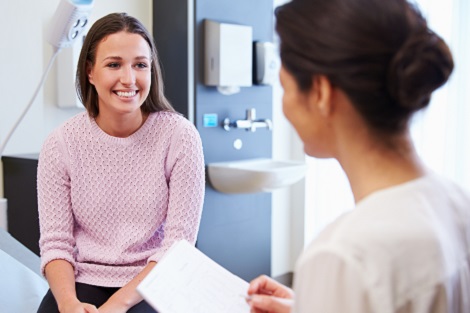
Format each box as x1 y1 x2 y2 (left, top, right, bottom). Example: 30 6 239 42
208 158 307 194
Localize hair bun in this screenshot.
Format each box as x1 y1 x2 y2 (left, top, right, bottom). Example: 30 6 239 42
387 30 453 112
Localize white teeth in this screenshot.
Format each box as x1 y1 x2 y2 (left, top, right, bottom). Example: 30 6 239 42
116 91 136 97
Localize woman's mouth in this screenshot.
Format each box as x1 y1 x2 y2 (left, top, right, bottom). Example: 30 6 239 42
115 90 138 98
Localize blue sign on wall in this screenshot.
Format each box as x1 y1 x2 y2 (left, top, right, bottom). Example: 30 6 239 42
203 114 218 127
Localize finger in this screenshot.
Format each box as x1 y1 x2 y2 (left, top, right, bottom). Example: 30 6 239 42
248 275 271 294
84 304 99 313
248 275 281 295
250 295 292 313
250 306 266 313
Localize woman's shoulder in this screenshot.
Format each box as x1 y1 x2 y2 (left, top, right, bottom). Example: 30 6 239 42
428 173 470 207
48 112 89 136
304 173 470 280
151 111 193 126
297 174 470 312
149 111 199 136
42 112 89 145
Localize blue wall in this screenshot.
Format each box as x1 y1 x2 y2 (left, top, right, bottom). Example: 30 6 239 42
154 0 274 281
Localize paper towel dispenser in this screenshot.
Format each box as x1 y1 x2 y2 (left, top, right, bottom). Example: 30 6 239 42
204 19 252 94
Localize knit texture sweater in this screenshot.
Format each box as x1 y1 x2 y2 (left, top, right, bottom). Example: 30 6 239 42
37 111 205 287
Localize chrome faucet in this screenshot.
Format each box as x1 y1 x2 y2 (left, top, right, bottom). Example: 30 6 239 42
223 108 273 132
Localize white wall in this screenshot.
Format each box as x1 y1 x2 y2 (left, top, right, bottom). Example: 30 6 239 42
271 72 305 277
270 0 306 278
0 0 152 198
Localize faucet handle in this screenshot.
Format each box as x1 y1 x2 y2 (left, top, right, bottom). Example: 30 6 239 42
246 108 256 121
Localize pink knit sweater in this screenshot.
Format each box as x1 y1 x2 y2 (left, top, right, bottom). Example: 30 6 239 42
37 111 205 287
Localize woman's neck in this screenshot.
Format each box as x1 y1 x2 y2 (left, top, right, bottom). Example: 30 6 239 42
337 131 428 203
95 111 148 138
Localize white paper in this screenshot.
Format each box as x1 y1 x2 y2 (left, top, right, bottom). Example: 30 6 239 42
137 240 250 313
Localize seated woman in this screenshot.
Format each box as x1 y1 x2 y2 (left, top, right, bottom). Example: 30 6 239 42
247 0 470 312
36 13 205 313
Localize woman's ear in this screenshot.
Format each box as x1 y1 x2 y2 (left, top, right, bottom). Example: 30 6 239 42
87 62 94 85
309 75 333 117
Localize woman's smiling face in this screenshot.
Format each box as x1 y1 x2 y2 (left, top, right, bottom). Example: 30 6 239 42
88 31 152 118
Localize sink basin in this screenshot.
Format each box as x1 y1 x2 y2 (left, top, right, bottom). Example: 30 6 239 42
207 158 307 194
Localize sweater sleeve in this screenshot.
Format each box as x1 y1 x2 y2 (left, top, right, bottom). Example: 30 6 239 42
147 120 205 263
37 131 77 276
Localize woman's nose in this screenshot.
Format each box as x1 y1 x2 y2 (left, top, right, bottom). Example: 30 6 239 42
120 66 135 85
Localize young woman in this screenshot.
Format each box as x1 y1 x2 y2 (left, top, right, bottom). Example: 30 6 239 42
247 0 470 312
37 13 205 313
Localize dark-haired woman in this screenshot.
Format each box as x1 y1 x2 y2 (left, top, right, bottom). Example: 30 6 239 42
247 0 470 312
36 13 205 313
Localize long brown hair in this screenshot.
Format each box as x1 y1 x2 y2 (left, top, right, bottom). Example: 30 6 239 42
275 0 453 134
76 12 175 117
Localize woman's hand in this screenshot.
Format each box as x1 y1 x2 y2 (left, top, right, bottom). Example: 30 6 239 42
58 298 99 313
247 275 295 313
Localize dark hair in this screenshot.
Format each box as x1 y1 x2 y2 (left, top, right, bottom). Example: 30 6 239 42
76 13 174 117
275 0 453 133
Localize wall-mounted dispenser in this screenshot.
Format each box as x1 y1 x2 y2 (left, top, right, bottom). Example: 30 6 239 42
254 41 279 85
204 19 252 95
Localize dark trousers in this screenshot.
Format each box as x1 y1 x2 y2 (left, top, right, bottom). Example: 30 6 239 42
37 282 157 313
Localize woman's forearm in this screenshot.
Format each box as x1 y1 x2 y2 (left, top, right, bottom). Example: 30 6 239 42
44 259 80 310
102 261 157 311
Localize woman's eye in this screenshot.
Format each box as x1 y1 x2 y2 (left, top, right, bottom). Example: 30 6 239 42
107 63 120 68
136 63 148 69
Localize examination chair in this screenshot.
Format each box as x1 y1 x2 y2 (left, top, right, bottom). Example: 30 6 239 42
0 227 48 312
